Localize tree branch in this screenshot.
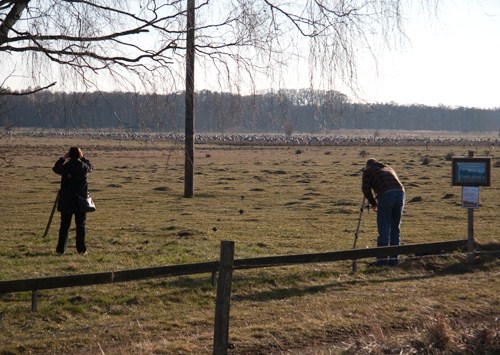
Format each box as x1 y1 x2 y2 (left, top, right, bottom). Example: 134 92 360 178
0 0 29 44
0 81 56 96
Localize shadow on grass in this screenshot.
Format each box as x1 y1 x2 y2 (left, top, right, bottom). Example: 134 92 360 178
231 251 499 303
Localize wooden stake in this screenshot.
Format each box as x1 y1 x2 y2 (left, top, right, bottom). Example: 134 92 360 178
213 241 235 355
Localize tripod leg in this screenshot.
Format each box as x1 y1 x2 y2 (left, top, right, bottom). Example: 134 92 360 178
352 197 366 272
43 190 60 238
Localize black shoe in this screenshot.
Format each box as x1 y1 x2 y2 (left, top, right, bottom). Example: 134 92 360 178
78 250 88 255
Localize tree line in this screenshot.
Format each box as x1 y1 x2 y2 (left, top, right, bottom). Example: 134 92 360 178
1 89 499 133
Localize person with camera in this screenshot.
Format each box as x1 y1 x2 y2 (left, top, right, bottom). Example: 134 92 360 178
52 146 93 255
362 158 405 266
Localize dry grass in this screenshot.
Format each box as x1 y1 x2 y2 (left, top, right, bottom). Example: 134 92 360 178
0 135 499 354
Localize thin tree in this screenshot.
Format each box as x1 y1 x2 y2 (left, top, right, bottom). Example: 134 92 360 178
1 0 436 196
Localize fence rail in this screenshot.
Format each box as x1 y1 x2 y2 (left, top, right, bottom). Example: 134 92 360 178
0 261 218 293
233 239 467 269
0 240 467 294
0 239 468 355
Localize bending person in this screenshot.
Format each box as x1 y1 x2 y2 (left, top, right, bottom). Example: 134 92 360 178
362 158 405 266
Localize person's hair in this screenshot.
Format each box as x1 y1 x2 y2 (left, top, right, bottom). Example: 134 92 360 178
365 158 378 168
68 146 83 159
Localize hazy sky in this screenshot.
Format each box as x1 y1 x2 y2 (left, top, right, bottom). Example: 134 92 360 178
2 0 499 109
352 0 500 109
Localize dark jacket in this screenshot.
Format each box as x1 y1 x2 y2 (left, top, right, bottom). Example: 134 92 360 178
362 162 404 208
53 157 93 213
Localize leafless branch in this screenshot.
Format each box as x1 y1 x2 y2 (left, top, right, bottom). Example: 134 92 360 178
0 81 56 96
1 0 435 95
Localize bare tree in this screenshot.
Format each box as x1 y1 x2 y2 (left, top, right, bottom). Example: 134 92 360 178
0 0 186 93
0 1 436 93
1 0 436 195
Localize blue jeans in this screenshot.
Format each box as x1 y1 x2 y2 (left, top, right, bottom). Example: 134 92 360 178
376 190 405 266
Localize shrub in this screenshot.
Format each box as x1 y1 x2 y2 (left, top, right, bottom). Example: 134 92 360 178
445 152 454 161
359 149 369 158
467 327 500 354
425 314 455 351
421 156 432 165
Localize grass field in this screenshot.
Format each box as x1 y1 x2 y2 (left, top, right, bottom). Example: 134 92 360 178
0 134 499 354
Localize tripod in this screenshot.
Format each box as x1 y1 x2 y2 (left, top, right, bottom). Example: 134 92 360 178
352 196 366 272
43 190 60 238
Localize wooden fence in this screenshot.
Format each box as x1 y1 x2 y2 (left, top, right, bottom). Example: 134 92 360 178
0 239 468 355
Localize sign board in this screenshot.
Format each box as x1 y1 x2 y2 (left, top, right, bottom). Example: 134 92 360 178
462 186 479 209
451 157 491 186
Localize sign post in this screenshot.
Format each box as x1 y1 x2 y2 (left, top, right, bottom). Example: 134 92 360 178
451 151 491 263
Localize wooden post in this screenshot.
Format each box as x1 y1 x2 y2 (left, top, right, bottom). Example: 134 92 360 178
467 208 474 262
184 0 195 198
213 241 235 355
31 290 38 312
467 150 475 263
211 271 217 289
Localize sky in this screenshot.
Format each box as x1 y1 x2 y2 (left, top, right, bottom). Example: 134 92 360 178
351 0 500 109
1 0 499 110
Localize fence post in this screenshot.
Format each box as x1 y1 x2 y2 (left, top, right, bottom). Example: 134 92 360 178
211 271 217 289
31 290 38 312
213 240 235 355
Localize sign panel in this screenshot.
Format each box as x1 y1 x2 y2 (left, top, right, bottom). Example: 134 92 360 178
452 158 491 186
462 186 479 209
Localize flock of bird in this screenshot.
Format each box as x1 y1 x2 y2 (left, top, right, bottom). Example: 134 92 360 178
13 130 499 147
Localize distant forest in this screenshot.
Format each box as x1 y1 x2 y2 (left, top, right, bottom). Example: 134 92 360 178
1 89 499 133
